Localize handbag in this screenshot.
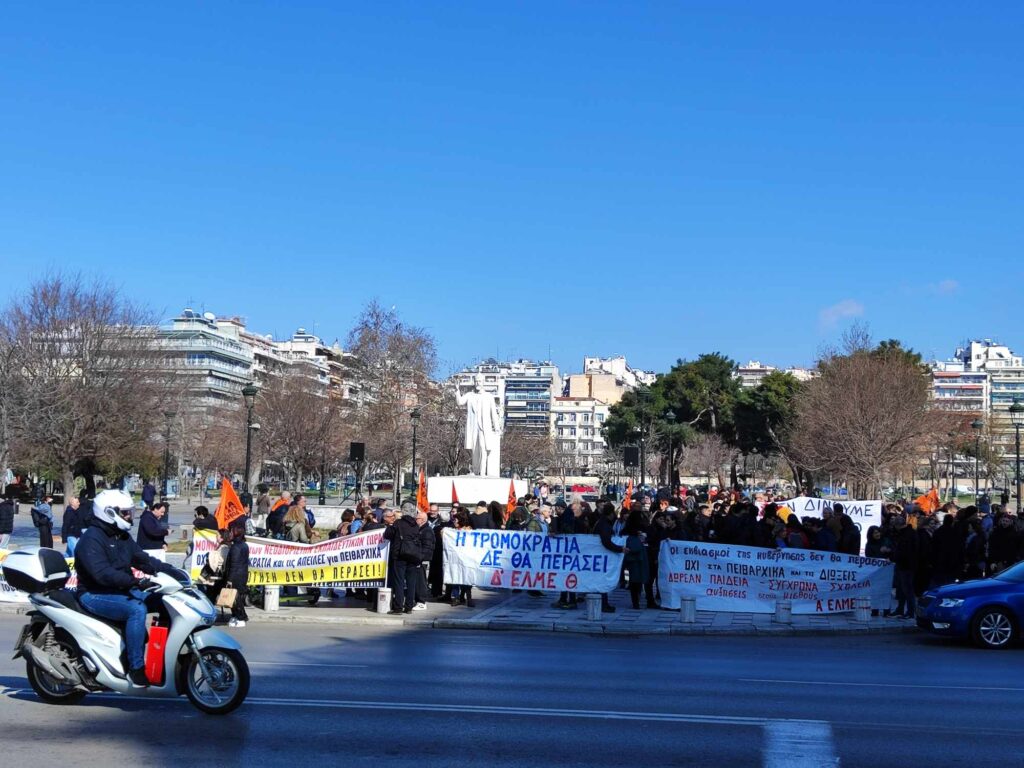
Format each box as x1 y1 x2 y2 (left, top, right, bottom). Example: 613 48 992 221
216 587 238 609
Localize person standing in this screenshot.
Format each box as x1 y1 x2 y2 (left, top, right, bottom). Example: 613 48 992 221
61 496 85 556
593 503 623 613
390 507 423 614
0 493 15 549
137 501 170 550
224 522 251 628
412 507 436 611
892 516 919 619
141 481 157 510
32 494 55 548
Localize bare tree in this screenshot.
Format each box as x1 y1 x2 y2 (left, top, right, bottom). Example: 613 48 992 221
418 387 466 475
503 430 556 481
346 301 437 502
4 276 166 497
789 344 947 498
680 432 735 488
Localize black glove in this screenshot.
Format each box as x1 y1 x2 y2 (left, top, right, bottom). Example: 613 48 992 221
134 578 156 591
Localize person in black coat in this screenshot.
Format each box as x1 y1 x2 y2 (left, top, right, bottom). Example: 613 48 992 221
61 497 86 556
136 502 170 549
892 518 919 618
593 503 625 613
988 514 1020 575
192 505 219 532
469 502 492 531
929 514 961 587
0 494 15 549
223 523 250 626
391 510 424 614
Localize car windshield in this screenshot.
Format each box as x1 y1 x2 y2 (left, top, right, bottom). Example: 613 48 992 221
994 561 1024 583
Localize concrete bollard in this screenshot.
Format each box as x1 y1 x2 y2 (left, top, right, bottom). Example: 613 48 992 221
679 597 696 623
854 597 871 622
773 599 792 624
264 585 280 612
377 587 393 615
585 593 602 621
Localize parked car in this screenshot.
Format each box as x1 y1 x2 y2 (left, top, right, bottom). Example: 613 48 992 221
917 562 1024 649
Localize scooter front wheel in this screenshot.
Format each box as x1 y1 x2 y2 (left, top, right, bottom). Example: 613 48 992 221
183 647 249 715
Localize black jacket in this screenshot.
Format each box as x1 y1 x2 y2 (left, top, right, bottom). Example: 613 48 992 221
415 521 436 563
893 526 919 571
0 499 14 535
468 511 492 530
594 516 624 554
393 516 422 563
61 505 85 541
223 538 250 587
988 526 1019 567
75 519 170 594
193 516 219 532
136 509 169 549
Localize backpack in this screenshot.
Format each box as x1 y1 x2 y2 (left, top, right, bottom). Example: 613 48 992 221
394 520 421 564
30 505 48 528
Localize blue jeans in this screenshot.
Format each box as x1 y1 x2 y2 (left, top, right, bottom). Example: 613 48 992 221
79 590 148 670
65 536 78 557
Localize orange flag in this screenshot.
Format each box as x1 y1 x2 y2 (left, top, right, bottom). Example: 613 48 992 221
505 478 516 524
215 476 246 529
623 478 633 511
914 487 941 514
416 469 429 514
451 481 460 506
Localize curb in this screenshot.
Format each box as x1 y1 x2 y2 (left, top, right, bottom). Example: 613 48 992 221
0 600 920 637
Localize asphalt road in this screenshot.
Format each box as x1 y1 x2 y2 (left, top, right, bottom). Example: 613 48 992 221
0 614 1021 768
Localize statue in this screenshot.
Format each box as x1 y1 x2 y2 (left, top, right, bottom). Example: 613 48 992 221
457 374 502 476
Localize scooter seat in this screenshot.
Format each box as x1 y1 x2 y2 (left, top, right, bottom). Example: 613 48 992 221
49 589 128 627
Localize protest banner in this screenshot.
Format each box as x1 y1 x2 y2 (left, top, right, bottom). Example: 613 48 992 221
190 528 389 588
442 528 624 593
780 496 884 549
658 540 893 614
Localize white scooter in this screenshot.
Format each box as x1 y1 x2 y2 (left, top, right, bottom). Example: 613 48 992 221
4 546 249 714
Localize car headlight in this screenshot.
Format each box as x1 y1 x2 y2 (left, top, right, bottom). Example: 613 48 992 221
938 598 965 608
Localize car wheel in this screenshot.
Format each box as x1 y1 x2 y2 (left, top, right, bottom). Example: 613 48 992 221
972 607 1017 649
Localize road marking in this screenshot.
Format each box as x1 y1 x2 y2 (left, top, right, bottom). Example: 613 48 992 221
763 721 839 768
741 678 1024 693
248 662 368 669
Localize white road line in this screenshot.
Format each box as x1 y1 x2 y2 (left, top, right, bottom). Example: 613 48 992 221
764 720 839 768
248 662 368 669
741 678 1024 693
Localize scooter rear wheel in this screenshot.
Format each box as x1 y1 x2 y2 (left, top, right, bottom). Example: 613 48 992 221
25 636 87 705
183 647 249 715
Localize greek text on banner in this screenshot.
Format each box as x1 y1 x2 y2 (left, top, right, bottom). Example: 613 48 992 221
190 528 389 588
658 540 893 614
442 528 624 593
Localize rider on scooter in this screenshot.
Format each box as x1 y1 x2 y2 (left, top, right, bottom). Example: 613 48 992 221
74 489 178 687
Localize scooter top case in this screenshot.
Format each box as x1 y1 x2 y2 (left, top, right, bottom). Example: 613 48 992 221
2 547 70 594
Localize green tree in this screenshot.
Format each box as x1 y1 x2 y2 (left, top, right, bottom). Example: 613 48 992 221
734 371 806 486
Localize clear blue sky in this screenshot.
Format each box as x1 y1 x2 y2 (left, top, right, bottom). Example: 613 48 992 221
2 3 1021 375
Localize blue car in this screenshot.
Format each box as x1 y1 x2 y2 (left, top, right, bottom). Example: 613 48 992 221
917 561 1024 649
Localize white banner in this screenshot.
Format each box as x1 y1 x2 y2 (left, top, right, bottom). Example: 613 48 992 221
779 496 883 551
442 528 625 593
658 540 893 614
190 529 389 588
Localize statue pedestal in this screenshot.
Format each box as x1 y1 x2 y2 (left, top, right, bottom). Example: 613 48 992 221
427 476 528 506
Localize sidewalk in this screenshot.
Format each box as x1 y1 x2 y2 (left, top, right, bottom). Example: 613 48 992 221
243 589 917 636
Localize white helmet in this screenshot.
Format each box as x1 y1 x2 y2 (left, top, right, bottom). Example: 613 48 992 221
93 489 137 532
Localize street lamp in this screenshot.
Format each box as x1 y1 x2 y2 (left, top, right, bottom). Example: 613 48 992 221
161 411 175 521
751 447 759 494
663 410 676 488
971 418 984 505
411 406 421 491
637 386 650 488
241 381 260 494
1010 399 1024 514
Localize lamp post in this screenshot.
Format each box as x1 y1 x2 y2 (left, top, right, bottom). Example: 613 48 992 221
411 406 421 491
751 447 759 493
161 411 174 503
663 410 676 488
971 418 984 505
637 386 650 488
1010 399 1024 514
946 431 956 501
242 382 260 494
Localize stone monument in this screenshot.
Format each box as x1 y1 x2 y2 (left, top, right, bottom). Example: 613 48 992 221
456 373 502 476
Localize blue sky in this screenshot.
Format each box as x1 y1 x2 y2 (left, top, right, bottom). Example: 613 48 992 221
2 3 1021 375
